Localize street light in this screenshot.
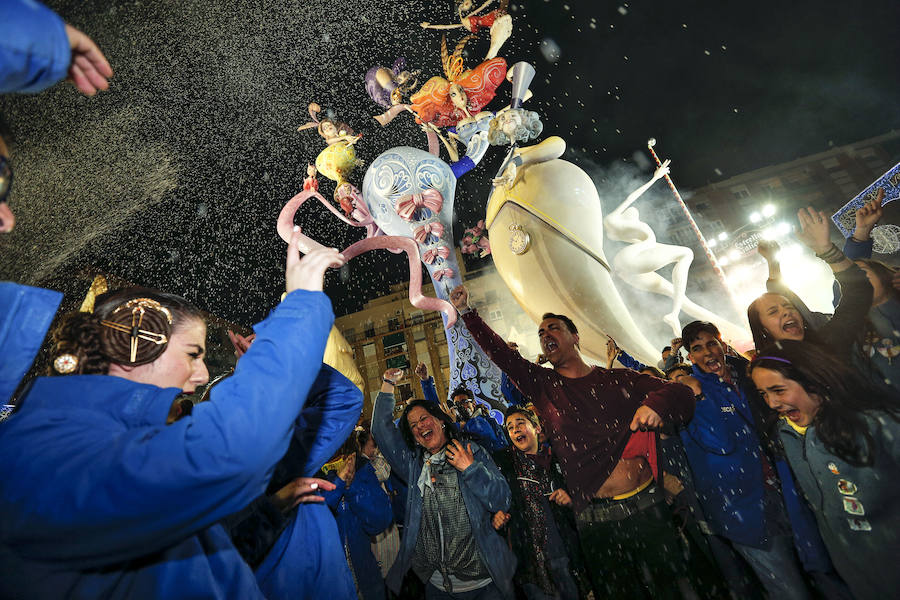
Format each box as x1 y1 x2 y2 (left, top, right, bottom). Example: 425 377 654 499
708 238 718 249
777 221 792 235
749 212 762 223
762 204 776 218
718 232 728 241
728 249 740 261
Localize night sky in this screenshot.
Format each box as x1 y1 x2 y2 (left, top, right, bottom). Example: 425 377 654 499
1 0 898 325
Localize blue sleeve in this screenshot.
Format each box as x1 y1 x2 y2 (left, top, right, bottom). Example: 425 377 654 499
500 372 526 406
0 283 62 404
372 391 415 483
290 364 363 477
843 236 873 260
616 349 646 371
8 290 335 566
420 376 440 407
345 463 393 536
0 0 71 93
460 443 511 513
464 415 508 452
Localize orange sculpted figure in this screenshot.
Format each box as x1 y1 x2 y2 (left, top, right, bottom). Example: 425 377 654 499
410 36 506 128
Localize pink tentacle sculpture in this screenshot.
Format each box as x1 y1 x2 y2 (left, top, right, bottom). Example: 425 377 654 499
396 189 444 221
342 236 457 327
277 190 455 326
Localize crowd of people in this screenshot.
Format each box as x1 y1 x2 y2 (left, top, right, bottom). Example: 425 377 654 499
2 2 899 599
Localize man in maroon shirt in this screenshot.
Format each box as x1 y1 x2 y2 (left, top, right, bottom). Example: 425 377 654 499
450 285 700 599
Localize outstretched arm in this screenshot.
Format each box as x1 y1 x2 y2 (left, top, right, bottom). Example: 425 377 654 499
608 160 670 219
420 22 465 29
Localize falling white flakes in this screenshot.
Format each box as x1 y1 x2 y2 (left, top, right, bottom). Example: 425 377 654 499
714 168 723 175
617 6 628 15
540 38 562 63
733 108 739 113
682 23 688 28
563 3 570 10
704 49 711 56
590 22 596 29
721 44 727 50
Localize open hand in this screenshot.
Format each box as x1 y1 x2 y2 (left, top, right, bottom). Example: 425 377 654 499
286 227 345 293
270 477 336 513
64 24 113 96
445 439 474 472
630 405 663 431
795 207 833 254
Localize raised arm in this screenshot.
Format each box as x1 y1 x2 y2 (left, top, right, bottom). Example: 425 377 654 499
275 363 363 483
607 160 670 220
844 192 882 260
451 285 547 400
3 238 345 566
371 370 415 483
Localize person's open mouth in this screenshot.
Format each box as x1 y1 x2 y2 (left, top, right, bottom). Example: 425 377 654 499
782 319 802 336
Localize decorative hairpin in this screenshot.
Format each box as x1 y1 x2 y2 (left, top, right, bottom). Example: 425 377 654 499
100 298 171 363
53 353 79 374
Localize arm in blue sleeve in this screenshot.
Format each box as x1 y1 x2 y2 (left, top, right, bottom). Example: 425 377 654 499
0 0 71 93
372 391 415 483
460 444 511 513
616 348 646 371
842 236 873 260
11 290 335 565
289 364 363 478
464 415 508 452
500 372 526 406
346 464 393 536
420 376 440 408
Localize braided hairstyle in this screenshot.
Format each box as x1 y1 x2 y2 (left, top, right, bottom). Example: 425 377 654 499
49 287 203 376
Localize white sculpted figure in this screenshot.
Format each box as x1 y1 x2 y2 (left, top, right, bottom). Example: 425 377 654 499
603 160 693 336
603 161 750 341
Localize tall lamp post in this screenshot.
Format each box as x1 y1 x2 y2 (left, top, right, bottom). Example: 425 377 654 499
646 138 744 317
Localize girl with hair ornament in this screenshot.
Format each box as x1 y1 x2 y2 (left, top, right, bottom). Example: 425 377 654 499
0 231 345 598
750 340 900 600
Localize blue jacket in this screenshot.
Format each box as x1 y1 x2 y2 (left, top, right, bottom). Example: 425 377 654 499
0 0 71 93
420 376 509 452
225 364 362 600
680 362 770 547
777 413 900 600
0 289 334 599
372 391 517 598
0 282 62 404
682 357 835 571
323 461 393 600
